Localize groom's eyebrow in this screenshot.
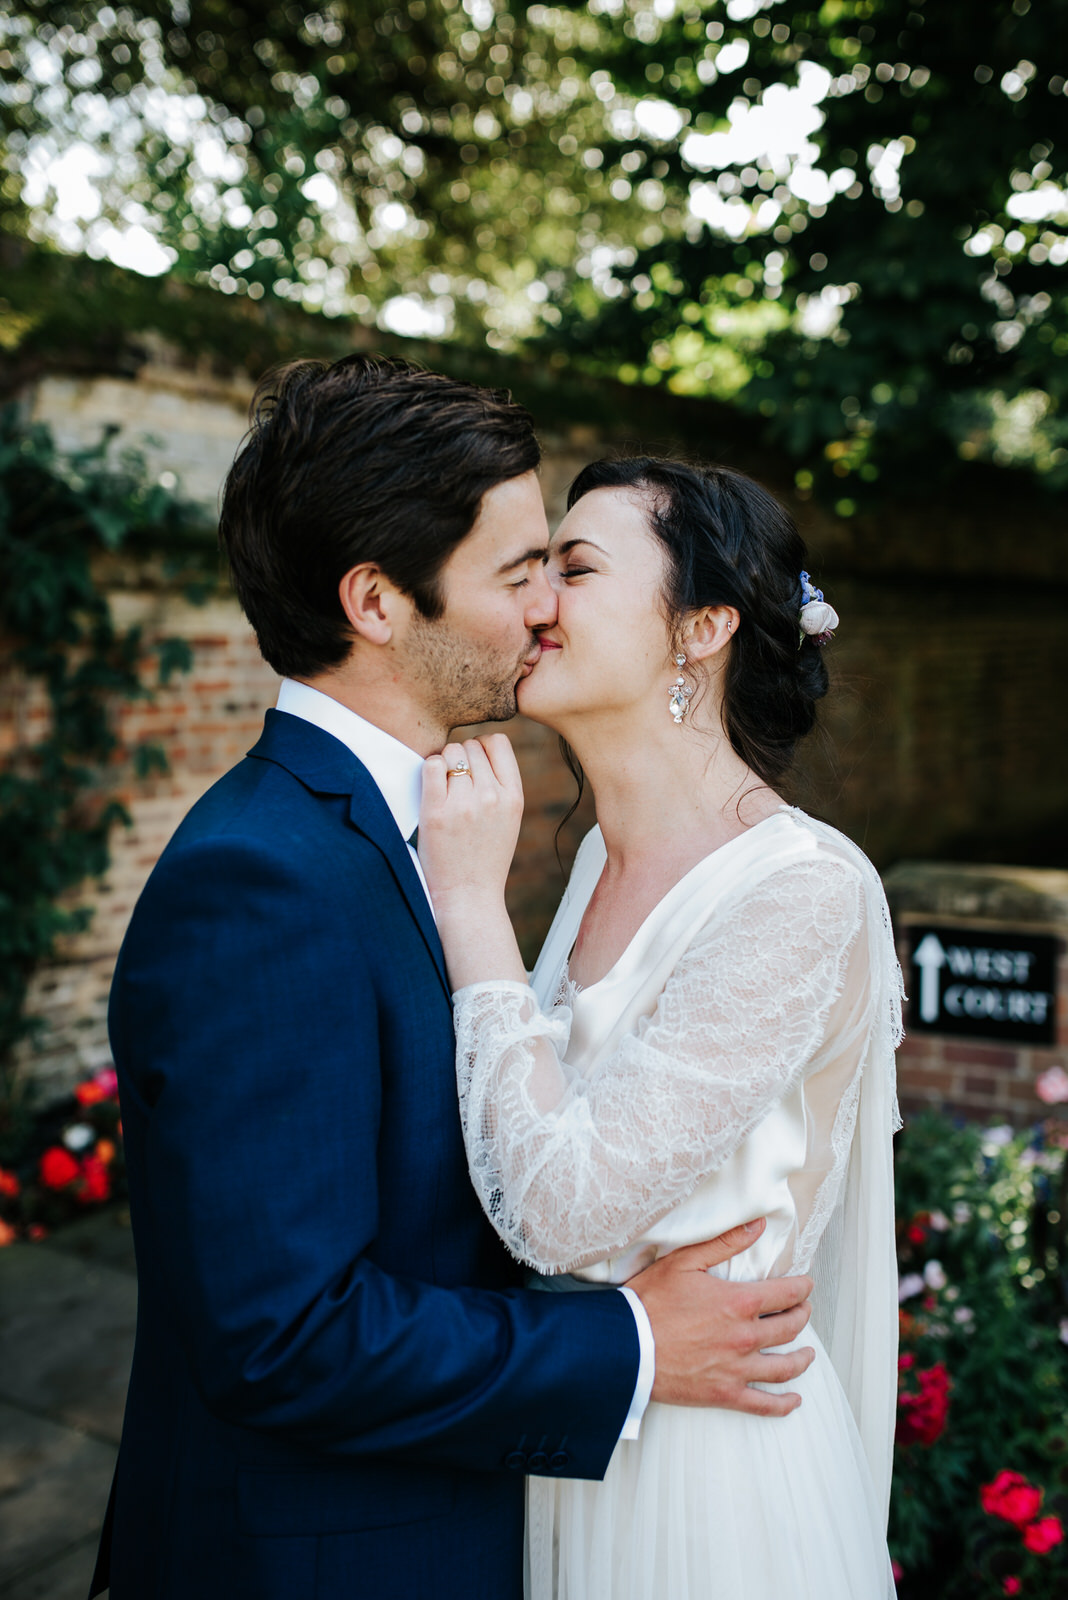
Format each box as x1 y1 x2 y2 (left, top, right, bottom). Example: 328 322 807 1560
496 545 550 574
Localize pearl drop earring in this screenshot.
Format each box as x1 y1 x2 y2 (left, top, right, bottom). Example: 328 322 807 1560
668 654 693 725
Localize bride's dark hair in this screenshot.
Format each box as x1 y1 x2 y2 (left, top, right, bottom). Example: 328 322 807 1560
566 456 829 789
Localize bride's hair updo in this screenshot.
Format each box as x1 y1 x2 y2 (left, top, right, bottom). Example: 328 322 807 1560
567 456 829 786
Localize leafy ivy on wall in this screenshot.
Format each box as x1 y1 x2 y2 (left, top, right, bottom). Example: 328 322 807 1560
0 406 213 1092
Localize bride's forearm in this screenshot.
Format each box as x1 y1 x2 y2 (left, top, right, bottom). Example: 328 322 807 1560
434 893 529 991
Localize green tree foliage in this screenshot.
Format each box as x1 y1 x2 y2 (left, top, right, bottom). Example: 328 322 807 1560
0 411 209 1081
1 1 1066 498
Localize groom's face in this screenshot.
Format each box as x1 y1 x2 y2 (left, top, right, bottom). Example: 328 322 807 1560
405 471 557 730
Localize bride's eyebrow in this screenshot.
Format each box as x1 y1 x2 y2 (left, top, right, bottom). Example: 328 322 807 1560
554 537 609 557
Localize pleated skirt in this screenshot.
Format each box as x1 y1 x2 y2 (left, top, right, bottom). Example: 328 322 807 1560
525 1329 894 1600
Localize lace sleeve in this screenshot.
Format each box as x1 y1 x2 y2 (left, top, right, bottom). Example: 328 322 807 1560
453 857 866 1273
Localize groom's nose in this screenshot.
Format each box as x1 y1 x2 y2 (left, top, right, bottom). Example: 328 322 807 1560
524 562 558 630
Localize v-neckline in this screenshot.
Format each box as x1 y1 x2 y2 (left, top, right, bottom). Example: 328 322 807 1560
565 806 798 998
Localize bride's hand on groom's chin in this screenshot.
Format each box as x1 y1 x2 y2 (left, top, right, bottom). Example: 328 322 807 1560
419 734 524 914
625 1220 816 1418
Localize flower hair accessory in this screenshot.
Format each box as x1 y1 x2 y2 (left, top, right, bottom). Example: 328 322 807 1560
798 570 839 647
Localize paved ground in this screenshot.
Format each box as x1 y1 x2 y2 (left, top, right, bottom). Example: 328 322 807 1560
0 1209 136 1600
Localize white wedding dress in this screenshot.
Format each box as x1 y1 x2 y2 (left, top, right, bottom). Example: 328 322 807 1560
452 808 903 1600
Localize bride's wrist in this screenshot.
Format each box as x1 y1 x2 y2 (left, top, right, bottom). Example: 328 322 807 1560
433 899 527 989
431 887 508 926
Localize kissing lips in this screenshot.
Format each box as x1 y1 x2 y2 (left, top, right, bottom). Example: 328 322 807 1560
518 646 542 679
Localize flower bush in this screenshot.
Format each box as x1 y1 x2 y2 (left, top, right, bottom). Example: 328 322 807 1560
890 1110 1068 1599
2 1075 1066 1597
0 1067 125 1240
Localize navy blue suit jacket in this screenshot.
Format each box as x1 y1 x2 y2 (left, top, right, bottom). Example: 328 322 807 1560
91 709 639 1600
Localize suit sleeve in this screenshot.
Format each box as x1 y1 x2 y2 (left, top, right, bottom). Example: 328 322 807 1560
111 833 639 1477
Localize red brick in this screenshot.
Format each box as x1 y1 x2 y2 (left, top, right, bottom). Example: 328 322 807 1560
899 1069 959 1096
943 1043 1019 1070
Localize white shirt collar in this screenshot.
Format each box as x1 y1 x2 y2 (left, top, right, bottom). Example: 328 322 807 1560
275 679 424 845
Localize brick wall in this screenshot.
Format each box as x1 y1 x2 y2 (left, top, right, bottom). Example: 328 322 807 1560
893 1033 1066 1126
6 358 1068 1119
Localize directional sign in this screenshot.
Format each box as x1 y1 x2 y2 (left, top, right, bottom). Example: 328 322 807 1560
906 925 1058 1045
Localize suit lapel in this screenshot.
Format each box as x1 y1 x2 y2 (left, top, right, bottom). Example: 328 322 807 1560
346 775 451 1000
250 711 451 1001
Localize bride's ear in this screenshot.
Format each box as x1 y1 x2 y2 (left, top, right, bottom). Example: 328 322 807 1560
682 605 739 664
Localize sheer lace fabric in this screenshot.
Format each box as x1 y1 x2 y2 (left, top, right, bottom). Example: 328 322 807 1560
455 857 868 1278
453 808 904 1592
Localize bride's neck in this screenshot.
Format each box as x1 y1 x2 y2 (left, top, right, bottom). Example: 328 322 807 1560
565 710 778 875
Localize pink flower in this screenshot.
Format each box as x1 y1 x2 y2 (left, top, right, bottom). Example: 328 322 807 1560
1022 1515 1063 1554
1035 1065 1068 1105
1002 1578 1021 1596
980 1472 1043 1528
891 1559 903 1583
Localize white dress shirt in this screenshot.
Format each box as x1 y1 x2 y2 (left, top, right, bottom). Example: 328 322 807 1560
276 679 655 1441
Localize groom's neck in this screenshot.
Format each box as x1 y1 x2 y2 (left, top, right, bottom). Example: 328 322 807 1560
297 665 448 757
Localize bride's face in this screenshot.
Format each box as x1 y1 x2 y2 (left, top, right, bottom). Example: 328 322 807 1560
516 486 675 730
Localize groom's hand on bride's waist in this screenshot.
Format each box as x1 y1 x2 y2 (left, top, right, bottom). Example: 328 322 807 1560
625 1219 815 1417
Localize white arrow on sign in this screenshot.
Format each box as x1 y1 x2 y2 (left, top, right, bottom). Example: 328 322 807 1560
913 933 947 1024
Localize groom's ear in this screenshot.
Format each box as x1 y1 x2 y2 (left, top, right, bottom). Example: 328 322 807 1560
338 563 408 646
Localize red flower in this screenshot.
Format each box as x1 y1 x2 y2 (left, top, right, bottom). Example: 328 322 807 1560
980 1472 1044 1529
74 1069 118 1106
898 1309 920 1340
1022 1516 1063 1555
896 1362 951 1447
1003 1578 1022 1596
907 1222 927 1245
39 1147 81 1189
0 1167 20 1198
27 1223 48 1241
74 1081 107 1107
76 1155 112 1206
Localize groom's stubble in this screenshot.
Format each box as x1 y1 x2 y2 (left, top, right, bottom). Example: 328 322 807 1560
405 605 534 731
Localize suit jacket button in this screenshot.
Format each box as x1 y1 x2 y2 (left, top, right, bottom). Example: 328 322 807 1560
527 1451 549 1470
549 1451 570 1470
505 1451 527 1470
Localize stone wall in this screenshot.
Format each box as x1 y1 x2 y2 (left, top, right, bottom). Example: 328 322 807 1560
5 352 1068 1118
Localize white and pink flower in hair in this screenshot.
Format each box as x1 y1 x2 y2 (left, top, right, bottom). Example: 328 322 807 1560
798 571 839 645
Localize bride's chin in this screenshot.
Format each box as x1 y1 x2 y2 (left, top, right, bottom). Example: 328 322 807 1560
515 676 564 732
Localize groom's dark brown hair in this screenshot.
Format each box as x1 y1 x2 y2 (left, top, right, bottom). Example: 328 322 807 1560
219 353 540 679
